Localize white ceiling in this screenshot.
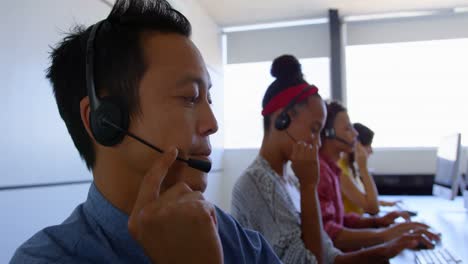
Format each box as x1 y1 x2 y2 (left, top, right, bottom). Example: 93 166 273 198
196 0 468 27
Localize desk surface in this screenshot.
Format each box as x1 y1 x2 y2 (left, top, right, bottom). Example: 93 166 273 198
383 196 468 263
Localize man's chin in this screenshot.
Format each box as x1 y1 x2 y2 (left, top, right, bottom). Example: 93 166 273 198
173 165 208 192
161 164 208 193
183 172 208 192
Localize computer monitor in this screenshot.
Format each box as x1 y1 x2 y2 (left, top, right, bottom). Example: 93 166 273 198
432 133 462 200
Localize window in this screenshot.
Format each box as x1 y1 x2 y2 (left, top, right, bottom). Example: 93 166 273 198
346 38 468 148
224 57 330 149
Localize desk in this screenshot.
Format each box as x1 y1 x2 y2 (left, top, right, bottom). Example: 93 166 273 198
383 196 468 263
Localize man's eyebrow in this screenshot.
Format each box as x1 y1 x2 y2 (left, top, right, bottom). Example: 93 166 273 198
176 75 212 89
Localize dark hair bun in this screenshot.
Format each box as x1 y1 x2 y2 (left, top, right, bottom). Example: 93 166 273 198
271 55 302 80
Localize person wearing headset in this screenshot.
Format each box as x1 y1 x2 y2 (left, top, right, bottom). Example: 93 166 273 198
231 55 438 264
11 1 282 263
318 101 440 253
338 123 399 215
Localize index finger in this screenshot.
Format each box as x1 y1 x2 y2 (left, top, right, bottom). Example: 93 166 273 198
388 211 410 222
399 211 411 222
128 148 178 228
408 222 430 229
413 228 441 242
311 133 320 149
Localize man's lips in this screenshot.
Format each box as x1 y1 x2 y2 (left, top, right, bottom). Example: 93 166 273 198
187 146 212 163
190 154 211 162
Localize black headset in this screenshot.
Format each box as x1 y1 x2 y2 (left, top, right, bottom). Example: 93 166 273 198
85 20 211 173
86 20 128 147
322 108 354 147
274 85 316 131
323 127 337 140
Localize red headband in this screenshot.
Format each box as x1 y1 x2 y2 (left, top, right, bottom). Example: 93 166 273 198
261 83 319 116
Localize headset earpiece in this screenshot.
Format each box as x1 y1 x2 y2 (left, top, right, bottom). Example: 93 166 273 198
89 96 129 147
86 20 129 147
323 127 354 146
274 111 291 131
324 127 336 139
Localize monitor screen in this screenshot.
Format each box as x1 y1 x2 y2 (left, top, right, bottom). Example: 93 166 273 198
434 134 461 188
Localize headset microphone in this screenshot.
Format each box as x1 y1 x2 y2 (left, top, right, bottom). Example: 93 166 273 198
334 136 355 147
323 128 354 147
102 120 212 173
86 20 212 173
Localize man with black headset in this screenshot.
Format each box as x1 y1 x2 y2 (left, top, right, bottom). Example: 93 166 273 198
10 0 280 263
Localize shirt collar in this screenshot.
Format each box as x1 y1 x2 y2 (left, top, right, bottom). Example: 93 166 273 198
83 182 148 260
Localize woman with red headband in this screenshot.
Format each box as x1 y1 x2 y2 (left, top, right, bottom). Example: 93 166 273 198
231 55 438 263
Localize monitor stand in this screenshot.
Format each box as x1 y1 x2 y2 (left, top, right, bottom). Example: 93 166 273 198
460 175 468 209
433 184 455 200
456 174 468 209
464 190 468 209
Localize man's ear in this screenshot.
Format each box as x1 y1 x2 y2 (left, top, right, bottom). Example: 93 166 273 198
80 96 95 141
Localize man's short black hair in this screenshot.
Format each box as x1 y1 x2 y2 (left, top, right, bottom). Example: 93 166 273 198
46 0 192 170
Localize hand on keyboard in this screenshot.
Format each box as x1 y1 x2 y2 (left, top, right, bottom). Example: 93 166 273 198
381 222 441 243
377 232 436 259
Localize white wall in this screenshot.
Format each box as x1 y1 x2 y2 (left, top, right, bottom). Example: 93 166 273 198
0 0 109 187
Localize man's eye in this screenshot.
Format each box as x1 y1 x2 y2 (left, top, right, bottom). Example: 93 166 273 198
186 96 197 103
182 96 197 105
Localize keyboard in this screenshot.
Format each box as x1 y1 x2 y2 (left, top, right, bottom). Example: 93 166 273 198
395 202 418 217
415 247 463 264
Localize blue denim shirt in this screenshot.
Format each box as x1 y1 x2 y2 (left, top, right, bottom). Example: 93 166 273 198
11 183 281 264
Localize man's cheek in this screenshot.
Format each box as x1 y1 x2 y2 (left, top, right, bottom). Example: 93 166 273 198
160 165 185 192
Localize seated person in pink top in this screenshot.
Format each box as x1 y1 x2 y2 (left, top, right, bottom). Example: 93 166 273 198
318 101 440 253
